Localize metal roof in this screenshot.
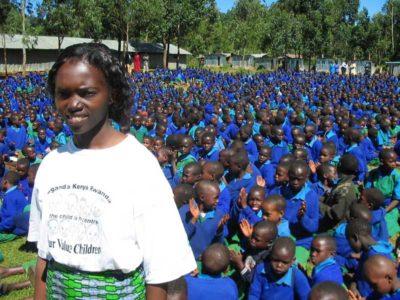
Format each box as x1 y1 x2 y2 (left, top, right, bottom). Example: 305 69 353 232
1 35 190 55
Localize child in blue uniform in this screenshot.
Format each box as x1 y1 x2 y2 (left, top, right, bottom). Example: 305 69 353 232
185 244 238 300
255 145 275 189
309 281 348 300
261 194 291 237
269 126 289 165
344 127 367 182
304 124 323 163
0 171 28 236
179 180 228 259
239 124 258 162
346 218 394 298
173 183 194 208
359 188 389 242
359 255 400 300
308 234 343 286
248 237 310 300
196 132 219 161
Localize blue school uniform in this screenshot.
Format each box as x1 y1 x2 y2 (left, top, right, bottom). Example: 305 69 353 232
333 223 357 270
244 139 259 163
311 181 329 198
377 129 391 149
34 137 50 156
160 163 174 187
18 177 32 202
185 274 238 300
256 160 276 188
271 141 289 165
179 204 225 259
196 147 219 161
217 181 231 214
0 186 28 234
270 183 319 249
249 263 310 300
277 219 291 237
361 137 378 162
305 136 323 162
239 207 263 226
367 289 400 300
0 142 11 157
324 130 339 149
357 241 394 298
311 257 343 286
6 126 27 151
345 143 367 182
371 207 389 242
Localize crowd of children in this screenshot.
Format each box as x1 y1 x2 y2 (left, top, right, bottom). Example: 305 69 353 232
0 68 400 299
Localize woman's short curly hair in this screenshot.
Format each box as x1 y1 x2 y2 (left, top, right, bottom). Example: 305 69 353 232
48 43 132 126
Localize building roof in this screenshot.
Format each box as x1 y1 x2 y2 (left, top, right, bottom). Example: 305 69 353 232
1 35 191 55
130 42 191 55
386 61 400 64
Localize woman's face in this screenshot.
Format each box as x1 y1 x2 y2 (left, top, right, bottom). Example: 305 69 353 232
54 60 110 136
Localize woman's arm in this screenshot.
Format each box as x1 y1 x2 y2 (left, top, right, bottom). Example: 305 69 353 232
34 256 47 300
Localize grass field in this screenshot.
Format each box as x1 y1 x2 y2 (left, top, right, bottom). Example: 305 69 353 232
0 238 35 299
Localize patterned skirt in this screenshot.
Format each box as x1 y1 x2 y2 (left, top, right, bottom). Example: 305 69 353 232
46 262 146 300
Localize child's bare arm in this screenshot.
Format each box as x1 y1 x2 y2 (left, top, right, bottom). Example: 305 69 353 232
34 257 47 300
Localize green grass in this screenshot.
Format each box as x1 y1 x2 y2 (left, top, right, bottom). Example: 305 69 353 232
0 237 36 299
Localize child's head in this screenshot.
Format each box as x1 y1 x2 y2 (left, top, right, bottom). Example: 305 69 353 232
379 149 397 171
247 186 265 212
16 158 30 179
359 188 385 211
153 136 164 152
292 134 306 150
181 162 202 185
28 163 40 187
142 135 154 150
349 203 372 222
2 171 20 191
269 237 296 277
363 255 399 297
304 124 317 142
344 127 362 145
310 234 336 266
173 183 194 208
293 148 308 161
156 147 170 165
38 127 47 141
218 148 233 169
258 145 272 164
202 243 230 276
249 220 277 250
288 160 310 193
308 281 348 300
228 150 249 177
337 154 358 176
368 127 378 140
316 163 337 186
322 117 333 133
261 194 286 224
179 135 194 156
345 218 372 253
48 43 132 129
253 134 265 150
195 180 220 211
239 124 252 142
50 141 60 150
200 132 216 153
202 161 224 182
319 142 336 163
271 126 284 143
275 161 291 185
22 145 37 162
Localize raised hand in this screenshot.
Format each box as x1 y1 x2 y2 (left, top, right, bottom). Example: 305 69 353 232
239 219 253 238
238 188 248 209
256 176 266 188
217 214 230 233
189 198 200 223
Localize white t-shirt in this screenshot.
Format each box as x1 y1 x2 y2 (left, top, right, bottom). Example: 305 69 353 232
28 135 196 284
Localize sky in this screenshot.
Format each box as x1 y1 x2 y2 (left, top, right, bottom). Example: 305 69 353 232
216 0 387 16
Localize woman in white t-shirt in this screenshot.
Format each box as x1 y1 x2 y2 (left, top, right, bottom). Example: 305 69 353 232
28 43 196 299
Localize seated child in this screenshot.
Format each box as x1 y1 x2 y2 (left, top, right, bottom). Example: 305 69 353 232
359 188 389 242
311 163 337 198
34 128 50 158
344 127 367 182
293 148 309 162
156 146 174 187
309 234 343 286
173 135 197 177
361 127 379 163
235 186 265 225
309 281 348 300
346 218 394 298
202 161 231 214
360 255 400 300
319 154 358 231
231 220 277 282
179 180 229 259
304 124 323 163
142 135 154 152
261 194 291 237
22 145 42 165
16 158 31 201
0 171 28 236
181 162 202 186
239 124 258 162
248 237 311 300
185 244 238 300
196 132 219 161
322 117 339 150
269 160 319 265
265 160 292 194
254 145 275 189
365 148 400 237
269 126 289 165
173 183 195 208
